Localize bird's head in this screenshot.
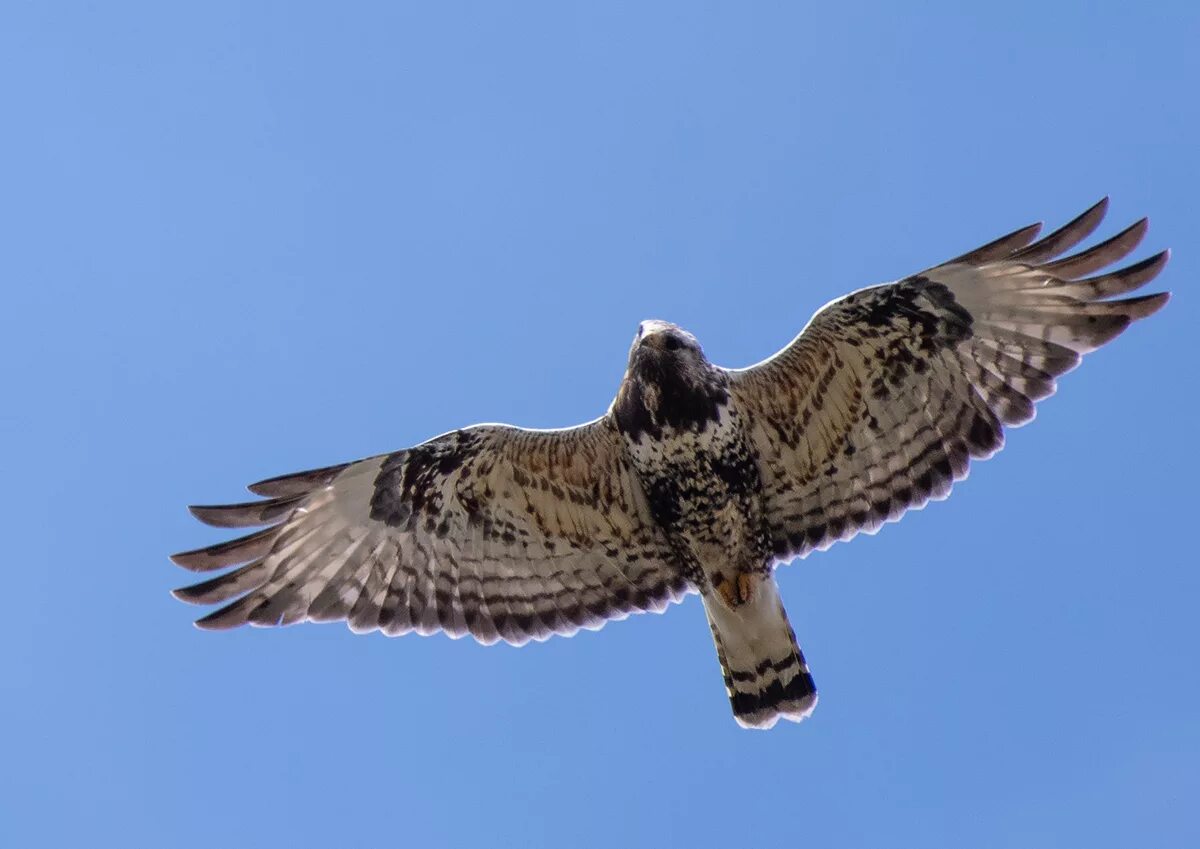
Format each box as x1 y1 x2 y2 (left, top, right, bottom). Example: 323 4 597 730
627 320 708 372
614 319 728 440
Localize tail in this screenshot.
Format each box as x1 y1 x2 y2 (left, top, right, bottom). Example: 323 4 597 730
702 577 817 730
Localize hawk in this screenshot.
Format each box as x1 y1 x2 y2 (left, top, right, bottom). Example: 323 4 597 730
172 199 1168 729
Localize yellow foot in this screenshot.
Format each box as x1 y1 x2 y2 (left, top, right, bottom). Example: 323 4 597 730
714 572 757 607
737 572 755 605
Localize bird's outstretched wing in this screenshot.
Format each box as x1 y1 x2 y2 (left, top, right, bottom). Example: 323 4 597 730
725 198 1169 562
171 419 690 645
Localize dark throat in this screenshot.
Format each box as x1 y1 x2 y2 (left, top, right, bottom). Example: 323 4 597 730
614 357 729 442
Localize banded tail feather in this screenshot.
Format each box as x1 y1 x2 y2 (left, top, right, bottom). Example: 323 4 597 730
703 578 817 729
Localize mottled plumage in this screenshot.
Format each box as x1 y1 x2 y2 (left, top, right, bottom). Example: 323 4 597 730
173 198 1168 729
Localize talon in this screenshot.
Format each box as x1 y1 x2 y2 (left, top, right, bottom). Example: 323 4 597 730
736 572 755 604
714 572 756 607
714 575 738 607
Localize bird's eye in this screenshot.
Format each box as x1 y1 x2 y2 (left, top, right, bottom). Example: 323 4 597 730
662 335 684 352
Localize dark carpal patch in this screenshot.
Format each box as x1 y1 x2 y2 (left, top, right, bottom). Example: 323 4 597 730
852 276 974 346
844 277 977 401
370 429 485 529
918 278 975 335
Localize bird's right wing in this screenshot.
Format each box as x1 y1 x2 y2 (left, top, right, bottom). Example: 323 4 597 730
171 418 691 645
726 199 1169 562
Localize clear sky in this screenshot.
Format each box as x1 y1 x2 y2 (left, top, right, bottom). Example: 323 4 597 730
2 3 1197 847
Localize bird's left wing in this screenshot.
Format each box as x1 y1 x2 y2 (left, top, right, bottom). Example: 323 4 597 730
725 199 1168 563
171 418 690 645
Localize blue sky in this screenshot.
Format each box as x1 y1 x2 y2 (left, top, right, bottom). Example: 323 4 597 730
2 2 1197 846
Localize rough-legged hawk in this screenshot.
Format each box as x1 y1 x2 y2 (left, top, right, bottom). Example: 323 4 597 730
173 199 1168 729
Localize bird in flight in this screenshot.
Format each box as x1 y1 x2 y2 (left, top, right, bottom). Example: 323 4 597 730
172 199 1168 729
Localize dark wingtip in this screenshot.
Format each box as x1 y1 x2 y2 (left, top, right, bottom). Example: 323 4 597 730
1044 217 1149 278
187 504 227 525
172 585 208 604
246 479 288 497
1129 291 1170 319
193 604 248 631
1010 198 1111 264
946 220 1043 266
187 494 303 529
168 526 277 572
169 550 201 570
1120 249 1171 287
247 462 350 497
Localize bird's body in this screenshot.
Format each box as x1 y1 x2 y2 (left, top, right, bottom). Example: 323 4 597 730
614 323 817 724
172 199 1169 729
